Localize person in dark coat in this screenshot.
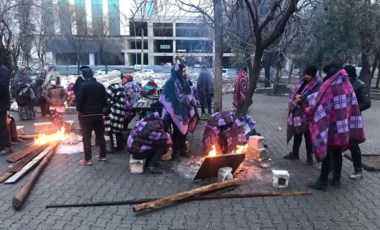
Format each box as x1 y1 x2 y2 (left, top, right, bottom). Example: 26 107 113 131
196 66 214 116
76 66 108 166
0 60 12 155
73 74 86 129
344 65 371 180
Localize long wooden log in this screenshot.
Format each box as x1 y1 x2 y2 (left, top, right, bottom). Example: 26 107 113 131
46 189 311 209
7 144 39 163
12 143 59 210
0 146 46 183
132 178 241 212
18 134 37 140
5 144 57 184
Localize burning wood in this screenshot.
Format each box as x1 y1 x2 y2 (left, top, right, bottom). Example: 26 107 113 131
34 127 67 146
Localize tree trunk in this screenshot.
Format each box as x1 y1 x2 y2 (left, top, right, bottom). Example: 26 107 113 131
288 62 294 84
370 53 378 86
77 56 80 75
213 0 223 112
235 48 264 118
272 63 282 95
359 52 371 86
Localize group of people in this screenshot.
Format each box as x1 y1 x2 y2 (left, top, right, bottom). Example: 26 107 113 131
286 64 370 191
74 64 198 174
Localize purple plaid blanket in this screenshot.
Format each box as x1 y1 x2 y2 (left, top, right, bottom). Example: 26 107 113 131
305 70 366 161
202 111 247 155
287 75 322 143
126 112 172 154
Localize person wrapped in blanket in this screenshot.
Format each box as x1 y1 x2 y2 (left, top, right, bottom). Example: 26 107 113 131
127 112 172 174
14 66 36 120
202 111 247 155
306 64 366 191
284 66 322 166
159 64 198 159
104 71 126 153
122 74 140 129
42 76 68 128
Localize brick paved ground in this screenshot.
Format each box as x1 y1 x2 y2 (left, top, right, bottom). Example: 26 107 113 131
0 94 379 230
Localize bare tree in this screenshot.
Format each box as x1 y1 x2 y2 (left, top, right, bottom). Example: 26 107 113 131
58 1 89 73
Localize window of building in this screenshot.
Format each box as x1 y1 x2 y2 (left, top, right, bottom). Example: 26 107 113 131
75 0 87 35
92 0 103 35
108 0 120 36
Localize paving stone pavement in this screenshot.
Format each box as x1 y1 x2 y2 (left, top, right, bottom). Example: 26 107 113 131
1 94 380 230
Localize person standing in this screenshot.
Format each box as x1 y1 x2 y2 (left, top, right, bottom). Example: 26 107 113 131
284 66 322 165
122 74 140 129
233 67 249 110
104 72 125 153
76 66 108 165
42 76 68 128
159 64 198 158
306 64 366 191
197 66 214 117
14 66 36 120
34 66 50 117
0 59 12 155
344 65 371 180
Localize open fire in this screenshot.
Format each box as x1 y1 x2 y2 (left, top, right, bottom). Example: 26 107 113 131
208 144 248 157
34 127 67 146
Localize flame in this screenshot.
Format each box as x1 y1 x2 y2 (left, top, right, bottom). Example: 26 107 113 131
208 145 217 157
34 127 67 146
235 144 248 154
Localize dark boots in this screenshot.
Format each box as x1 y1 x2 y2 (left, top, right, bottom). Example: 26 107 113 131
109 131 124 153
307 153 314 166
283 152 299 159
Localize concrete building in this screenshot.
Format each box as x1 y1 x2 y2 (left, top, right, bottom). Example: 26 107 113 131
44 0 234 68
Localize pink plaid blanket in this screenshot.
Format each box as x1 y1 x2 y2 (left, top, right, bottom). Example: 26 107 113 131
305 70 366 161
287 75 322 143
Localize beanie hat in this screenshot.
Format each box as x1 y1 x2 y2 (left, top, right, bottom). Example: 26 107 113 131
322 63 340 77
80 66 93 79
48 64 56 72
303 66 317 77
343 65 357 79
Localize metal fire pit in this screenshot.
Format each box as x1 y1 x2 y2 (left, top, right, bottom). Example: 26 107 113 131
193 153 245 181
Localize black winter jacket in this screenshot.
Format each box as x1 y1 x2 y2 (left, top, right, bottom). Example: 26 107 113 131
351 77 371 112
76 78 107 115
0 65 11 112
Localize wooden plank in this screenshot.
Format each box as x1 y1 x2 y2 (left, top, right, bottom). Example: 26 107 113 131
7 144 40 163
4 144 58 184
0 146 46 183
18 134 37 140
8 145 47 173
13 143 59 210
0 172 13 183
